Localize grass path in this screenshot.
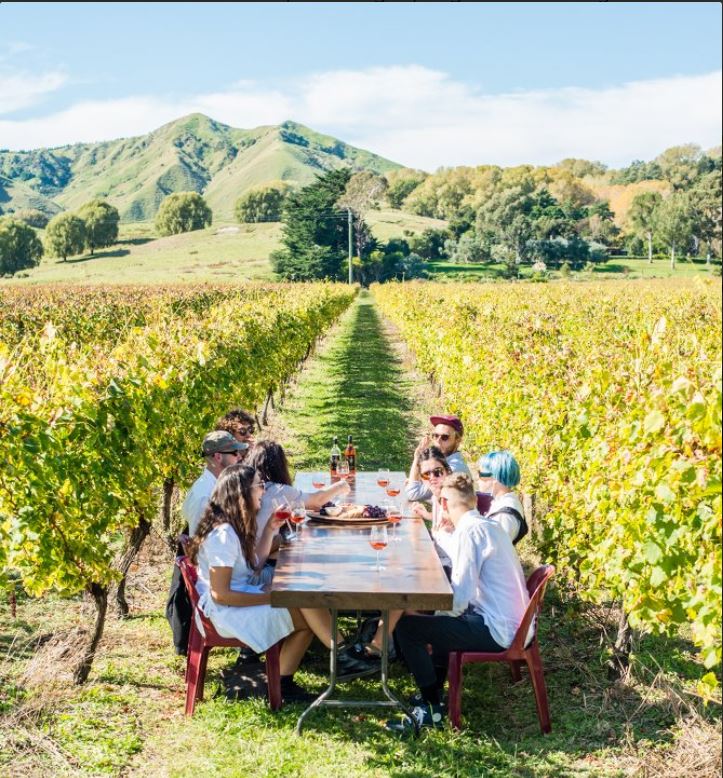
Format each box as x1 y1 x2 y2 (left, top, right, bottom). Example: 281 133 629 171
1 291 720 777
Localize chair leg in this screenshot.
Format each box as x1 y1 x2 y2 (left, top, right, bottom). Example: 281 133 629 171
447 652 463 730
185 622 200 684
196 646 210 701
265 641 282 711
510 660 523 682
526 646 551 734
185 642 204 716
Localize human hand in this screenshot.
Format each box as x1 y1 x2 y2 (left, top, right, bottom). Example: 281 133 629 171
414 435 431 457
411 503 432 521
335 479 351 496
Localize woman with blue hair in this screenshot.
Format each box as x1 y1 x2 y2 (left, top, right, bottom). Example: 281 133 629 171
477 450 528 544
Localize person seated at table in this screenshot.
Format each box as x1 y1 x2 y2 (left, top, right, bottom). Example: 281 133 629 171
360 446 453 659
215 408 257 461
477 450 528 544
386 473 531 733
406 414 472 503
187 464 379 703
245 440 351 538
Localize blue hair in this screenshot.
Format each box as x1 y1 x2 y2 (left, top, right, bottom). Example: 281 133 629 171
479 450 520 488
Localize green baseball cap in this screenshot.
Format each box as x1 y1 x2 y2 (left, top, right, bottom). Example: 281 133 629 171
202 430 248 456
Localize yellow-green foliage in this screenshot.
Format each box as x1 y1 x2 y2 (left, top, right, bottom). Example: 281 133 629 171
0 283 356 595
373 279 722 674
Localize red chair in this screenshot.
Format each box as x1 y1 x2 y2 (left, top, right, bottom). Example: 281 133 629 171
176 556 283 715
447 565 555 733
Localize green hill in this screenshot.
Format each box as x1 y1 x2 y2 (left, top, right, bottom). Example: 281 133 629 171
0 114 401 222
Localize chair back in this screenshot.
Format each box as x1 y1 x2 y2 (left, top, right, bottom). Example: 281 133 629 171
476 492 493 516
508 565 555 652
177 556 225 643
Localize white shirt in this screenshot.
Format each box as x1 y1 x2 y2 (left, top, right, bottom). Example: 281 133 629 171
406 450 473 502
182 468 216 536
486 492 525 543
430 497 455 567
441 509 532 649
196 523 260 597
256 483 310 540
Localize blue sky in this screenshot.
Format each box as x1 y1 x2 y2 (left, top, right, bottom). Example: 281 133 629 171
1 2 721 169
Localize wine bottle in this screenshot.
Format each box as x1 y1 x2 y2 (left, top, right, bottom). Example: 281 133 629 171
330 437 341 475
344 435 356 473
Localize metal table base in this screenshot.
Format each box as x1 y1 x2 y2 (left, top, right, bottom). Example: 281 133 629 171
294 608 419 736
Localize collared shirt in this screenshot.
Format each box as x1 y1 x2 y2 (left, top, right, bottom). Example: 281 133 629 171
406 450 473 502
440 509 532 648
182 467 217 536
256 483 311 540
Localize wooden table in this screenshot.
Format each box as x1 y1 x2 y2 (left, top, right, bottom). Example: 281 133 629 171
271 471 453 734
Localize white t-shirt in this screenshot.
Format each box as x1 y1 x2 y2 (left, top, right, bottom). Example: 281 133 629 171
486 492 525 543
196 523 259 595
182 468 216 536
256 483 310 540
406 450 473 502
440 509 532 649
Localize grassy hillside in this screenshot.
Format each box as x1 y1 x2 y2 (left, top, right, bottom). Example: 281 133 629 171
2 209 444 286
0 115 401 223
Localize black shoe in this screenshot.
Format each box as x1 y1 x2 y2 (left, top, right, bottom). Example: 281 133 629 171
280 679 317 704
336 645 380 681
386 703 445 734
234 647 261 668
408 691 446 709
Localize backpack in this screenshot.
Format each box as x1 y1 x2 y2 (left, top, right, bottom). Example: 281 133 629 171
486 507 529 545
165 534 191 655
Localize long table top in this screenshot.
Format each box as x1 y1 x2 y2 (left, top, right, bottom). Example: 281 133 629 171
270 471 453 611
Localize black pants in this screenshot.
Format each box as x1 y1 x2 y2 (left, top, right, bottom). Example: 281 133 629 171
395 612 505 690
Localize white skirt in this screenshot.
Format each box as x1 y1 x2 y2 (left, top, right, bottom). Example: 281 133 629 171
198 592 295 653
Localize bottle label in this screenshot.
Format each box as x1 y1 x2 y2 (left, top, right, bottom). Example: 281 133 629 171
347 454 356 471
330 454 339 474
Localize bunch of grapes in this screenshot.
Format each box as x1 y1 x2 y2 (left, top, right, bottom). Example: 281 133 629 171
363 505 387 519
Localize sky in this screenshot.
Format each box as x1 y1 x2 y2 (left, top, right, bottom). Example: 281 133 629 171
1 2 721 171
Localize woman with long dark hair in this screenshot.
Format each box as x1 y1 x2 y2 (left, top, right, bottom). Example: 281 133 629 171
187 464 375 701
246 440 350 538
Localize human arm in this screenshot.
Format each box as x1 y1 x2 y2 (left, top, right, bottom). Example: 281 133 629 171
303 478 351 510
209 566 271 606
255 510 287 567
449 524 489 615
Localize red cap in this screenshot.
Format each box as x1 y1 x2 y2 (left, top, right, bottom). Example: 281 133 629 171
429 414 463 435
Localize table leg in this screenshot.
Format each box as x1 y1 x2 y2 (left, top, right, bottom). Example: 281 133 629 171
379 609 419 736
295 608 339 736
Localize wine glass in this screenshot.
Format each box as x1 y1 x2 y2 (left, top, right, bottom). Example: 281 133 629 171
338 459 350 479
386 502 402 542
385 480 401 499
272 497 293 540
369 525 388 572
312 472 326 489
289 500 306 540
377 468 390 488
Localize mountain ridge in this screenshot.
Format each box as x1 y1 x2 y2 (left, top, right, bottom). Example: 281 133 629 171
0 113 401 222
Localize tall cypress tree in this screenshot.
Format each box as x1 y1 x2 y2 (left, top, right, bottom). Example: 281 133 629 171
271 169 351 280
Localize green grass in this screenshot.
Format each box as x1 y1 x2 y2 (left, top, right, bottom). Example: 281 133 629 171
0 293 720 776
427 256 721 282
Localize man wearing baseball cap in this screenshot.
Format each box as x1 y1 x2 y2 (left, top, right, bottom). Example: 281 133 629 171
182 430 248 536
406 413 472 502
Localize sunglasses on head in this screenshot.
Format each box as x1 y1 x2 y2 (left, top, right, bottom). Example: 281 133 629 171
478 470 492 478
431 432 451 442
420 466 447 481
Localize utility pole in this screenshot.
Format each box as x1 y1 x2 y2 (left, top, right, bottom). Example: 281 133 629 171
347 208 353 284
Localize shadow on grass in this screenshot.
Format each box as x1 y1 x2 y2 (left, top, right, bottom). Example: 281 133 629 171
64 248 130 263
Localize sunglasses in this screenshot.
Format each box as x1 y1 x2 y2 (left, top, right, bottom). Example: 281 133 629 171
420 466 447 481
237 427 254 436
220 450 243 457
478 471 492 478
431 433 452 442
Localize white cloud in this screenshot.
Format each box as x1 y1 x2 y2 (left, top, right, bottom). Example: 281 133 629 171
0 69 67 114
0 66 720 169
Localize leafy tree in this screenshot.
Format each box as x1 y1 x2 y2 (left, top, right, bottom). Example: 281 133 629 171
337 172 387 262
235 183 290 223
627 191 663 262
654 193 693 269
385 169 427 208
45 212 87 261
655 144 703 190
155 192 212 236
77 199 120 255
0 216 43 275
14 208 50 228
556 158 608 178
272 169 351 280
444 232 491 264
408 228 448 260
476 185 536 263
689 170 722 264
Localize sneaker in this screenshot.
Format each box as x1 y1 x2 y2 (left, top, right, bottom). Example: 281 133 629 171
386 703 445 734
408 691 446 709
234 647 261 667
353 640 397 662
280 679 317 704
336 645 380 681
